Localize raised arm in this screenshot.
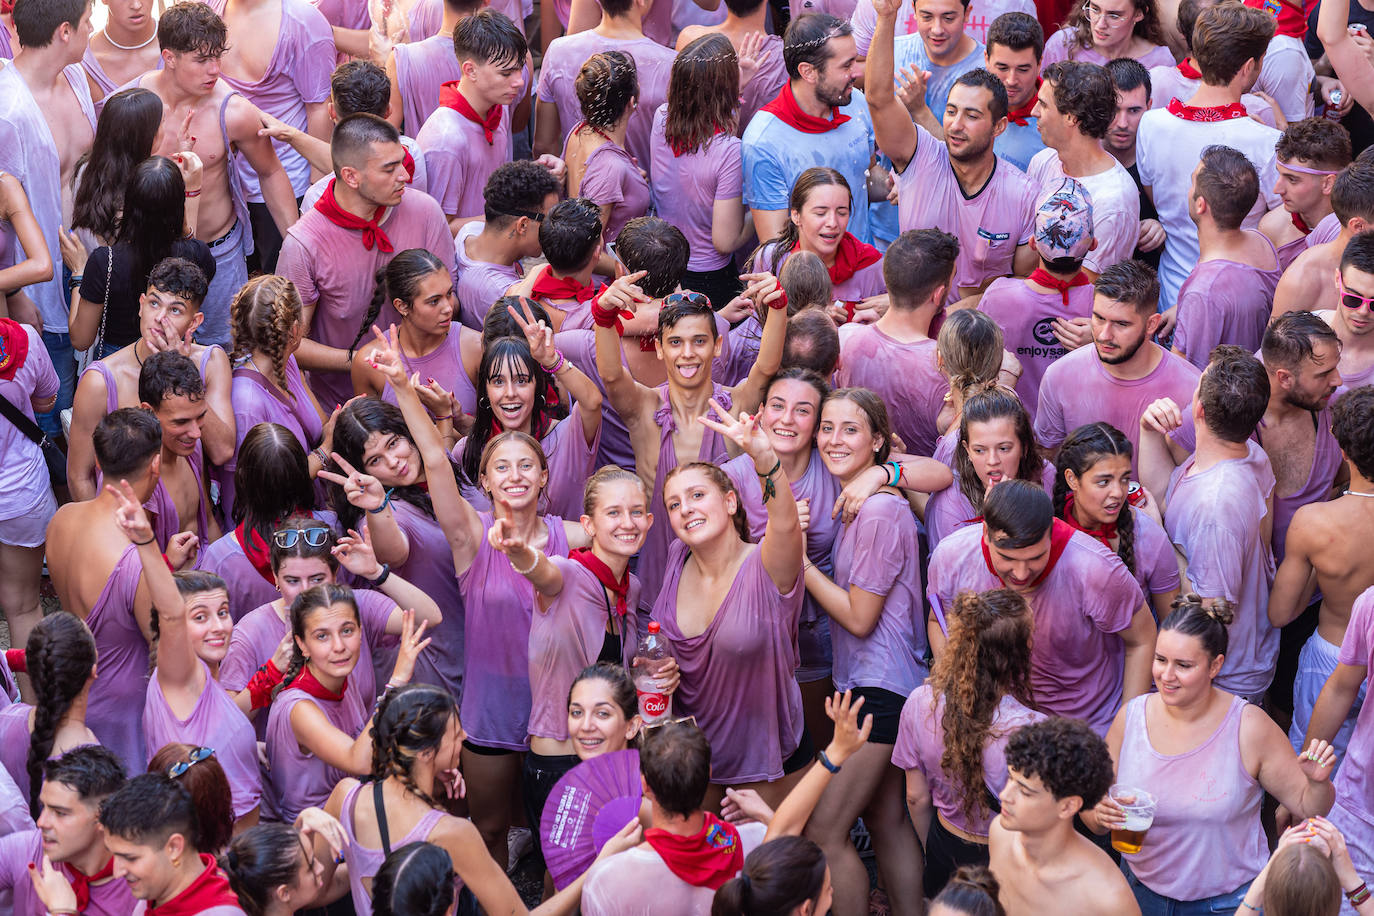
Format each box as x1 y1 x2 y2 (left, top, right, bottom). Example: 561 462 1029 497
866 0 920 173
511 298 603 446
592 270 657 422
762 691 872 840
1137 397 1185 512
1318 0 1374 113
727 273 787 414
316 451 413 568
331 524 442 630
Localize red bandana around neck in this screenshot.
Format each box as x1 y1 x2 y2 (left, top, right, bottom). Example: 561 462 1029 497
644 813 744 890
0 318 30 381
313 179 395 253
1176 57 1202 79
531 264 602 304
1006 81 1042 126
62 857 115 913
570 548 631 617
233 523 275 585
670 126 726 157
794 234 881 286
1028 267 1092 305
980 517 1075 590
1167 97 1248 122
145 855 241 916
759 82 851 134
1061 492 1118 547
439 80 502 144
293 665 347 703
1292 211 1312 234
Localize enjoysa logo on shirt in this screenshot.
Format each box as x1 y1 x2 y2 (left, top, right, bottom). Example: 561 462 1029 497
1019 317 1069 360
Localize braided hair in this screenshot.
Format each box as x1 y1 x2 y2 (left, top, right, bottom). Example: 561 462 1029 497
25 613 97 818
1052 422 1138 576
230 275 303 395
274 584 360 700
370 683 459 811
352 248 449 356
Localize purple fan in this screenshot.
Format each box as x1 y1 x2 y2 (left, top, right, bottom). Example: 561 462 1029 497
541 749 643 890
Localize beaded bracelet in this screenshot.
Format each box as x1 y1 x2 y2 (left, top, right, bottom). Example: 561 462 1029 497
1348 883 1371 906
543 349 567 375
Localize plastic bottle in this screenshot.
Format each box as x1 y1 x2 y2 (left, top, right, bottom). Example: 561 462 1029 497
633 622 673 725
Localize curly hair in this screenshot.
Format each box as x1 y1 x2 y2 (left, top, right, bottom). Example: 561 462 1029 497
1052 422 1137 575
1064 0 1166 56
25 613 97 818
1334 387 1374 482
370 684 459 811
928 589 1034 824
230 275 303 395
1042 60 1116 140
954 388 1045 514
1004 717 1114 809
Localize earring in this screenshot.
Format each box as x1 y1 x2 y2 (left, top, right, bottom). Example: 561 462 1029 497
479 396 490 409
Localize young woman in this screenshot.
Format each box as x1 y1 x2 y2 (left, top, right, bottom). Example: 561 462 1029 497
1042 0 1173 67
932 309 1011 451
711 836 832 916
1238 817 1374 916
70 87 164 248
372 843 460 916
800 388 929 916
1087 597 1340 912
924 388 1052 552
650 34 752 311
930 867 1007 916
563 51 650 247
567 663 643 763
221 816 345 916
150 742 235 853
894 589 1042 897
1052 422 1179 620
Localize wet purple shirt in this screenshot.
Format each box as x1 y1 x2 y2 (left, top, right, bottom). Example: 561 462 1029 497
648 105 743 273
393 33 462 138
1335 587 1374 820
221 355 323 518
836 329 946 456
0 830 135 916
455 219 523 330
978 277 1095 423
453 410 599 522
0 324 58 525
1173 249 1282 371
83 544 150 774
416 103 511 220
379 331 478 419
575 139 651 243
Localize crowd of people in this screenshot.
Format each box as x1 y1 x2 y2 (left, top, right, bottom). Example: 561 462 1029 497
1 0 1374 910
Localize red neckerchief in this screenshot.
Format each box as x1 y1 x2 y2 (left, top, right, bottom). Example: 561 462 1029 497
1061 493 1117 548
980 518 1075 590
233 523 275 585
1028 267 1092 306
1167 97 1247 122
145 855 241 916
313 179 394 253
439 80 502 145
759 82 851 134
1292 211 1312 234
532 264 602 304
61 857 115 913
570 548 630 617
401 146 416 185
794 234 881 286
293 665 346 702
644 813 744 890
1176 57 1202 79
670 126 726 157
1006 81 1042 126
0 318 30 381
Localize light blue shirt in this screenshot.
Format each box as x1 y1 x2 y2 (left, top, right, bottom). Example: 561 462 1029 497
994 118 1046 172
892 34 987 118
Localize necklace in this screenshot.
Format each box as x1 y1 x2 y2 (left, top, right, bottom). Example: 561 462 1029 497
102 27 157 50
133 340 146 367
1346 489 1374 498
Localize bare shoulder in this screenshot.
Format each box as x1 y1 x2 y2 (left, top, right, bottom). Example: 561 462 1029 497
1074 837 1139 915
223 86 267 138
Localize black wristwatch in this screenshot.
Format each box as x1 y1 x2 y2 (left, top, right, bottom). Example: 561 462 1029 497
368 563 392 588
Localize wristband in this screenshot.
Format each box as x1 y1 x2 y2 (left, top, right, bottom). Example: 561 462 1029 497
246 659 284 711
68 274 83 291
5 648 26 674
132 534 156 546
1348 883 1371 905
368 563 391 588
886 460 902 487
184 189 201 198
433 414 453 422
1239 902 1261 912
312 447 330 466
511 548 542 576
817 750 841 773
756 457 781 503
542 349 567 375
590 291 633 335
367 488 395 514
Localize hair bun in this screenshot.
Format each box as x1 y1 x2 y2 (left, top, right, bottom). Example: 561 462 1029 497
1203 599 1235 627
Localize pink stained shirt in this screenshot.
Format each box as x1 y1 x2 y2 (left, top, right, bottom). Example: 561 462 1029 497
0 830 136 916
266 679 370 824
1172 245 1282 371
1335 587 1374 822
221 355 323 519
452 409 600 523
835 329 946 456
1164 440 1278 698
648 105 744 273
751 242 887 305
1040 27 1175 68
393 33 462 139
573 138 652 243
1026 149 1141 275
0 324 58 525
923 459 1058 554
927 524 1143 735
1308 213 1341 248
1128 507 1183 608
848 0 1036 51
416 103 512 220
378 331 479 419
978 276 1095 423
455 219 523 330
83 544 151 775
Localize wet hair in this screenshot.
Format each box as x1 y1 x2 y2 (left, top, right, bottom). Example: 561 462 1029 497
230 275 304 394
1105 56 1151 97
884 229 959 308
955 389 1044 514
1198 345 1269 442
824 387 892 463
933 866 1007 916
986 11 1044 59
158 0 228 56
94 407 162 479
72 88 163 241
1064 0 1165 56
355 248 449 352
938 309 1004 403
1004 716 1114 809
26 613 98 818
782 13 852 80
139 350 205 410
372 843 457 916
1194 145 1258 230
98 772 198 850
1263 843 1343 916
328 397 440 533
1191 2 1273 87
1331 163 1374 229
149 743 233 854
576 51 639 131
43 746 127 808
930 589 1034 824
1333 387 1374 482
276 584 361 698
540 198 603 273
331 59 391 118
779 250 832 316
1158 593 1233 660
782 310 841 376
657 292 719 340
147 258 209 308
1093 259 1159 315
952 69 1010 121
1053 422 1137 572
640 720 711 817
269 515 340 575
12 0 88 47
232 424 316 534
461 338 554 488
665 35 740 155
618 218 689 299
1042 60 1115 140
1262 310 1341 374
1277 118 1352 173
483 296 553 344
982 479 1054 549
583 465 650 517
484 160 561 229
117 157 190 297
372 684 460 810
663 462 751 542
711 836 827 916
761 168 853 277
221 823 307 916
453 9 526 68
331 113 402 177
568 662 639 722
1340 228 1374 272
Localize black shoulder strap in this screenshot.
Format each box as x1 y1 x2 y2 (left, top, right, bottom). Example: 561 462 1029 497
0 394 46 446
373 777 393 857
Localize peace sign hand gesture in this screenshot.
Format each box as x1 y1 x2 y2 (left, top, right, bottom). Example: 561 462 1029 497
108 478 156 546
317 453 389 512
333 526 384 580
698 399 776 468
507 298 557 368
367 324 410 390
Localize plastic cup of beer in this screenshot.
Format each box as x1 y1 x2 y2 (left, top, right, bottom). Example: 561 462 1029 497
1109 784 1156 855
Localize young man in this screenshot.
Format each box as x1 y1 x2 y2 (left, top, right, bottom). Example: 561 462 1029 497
849 0 1036 53
0 0 96 436
1136 1 1280 314
990 717 1140 916
1102 58 1163 268
1246 0 1314 125
99 773 245 915
0 747 132 916
1139 345 1278 702
674 0 788 134
1275 161 1374 319
278 112 455 408
869 0 1037 305
1260 118 1350 270
1172 146 1281 369
416 10 528 230
1028 60 1139 278
66 258 234 502
742 14 876 245
986 11 1047 170
138 351 219 549
1035 260 1200 467
894 0 986 125
456 160 561 330
1144 0 1276 124
782 307 842 376
836 229 958 456
503 197 606 331
82 0 161 104
386 0 478 137
978 177 1096 421
133 1 298 346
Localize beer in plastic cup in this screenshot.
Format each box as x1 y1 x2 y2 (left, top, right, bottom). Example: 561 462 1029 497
1108 784 1156 855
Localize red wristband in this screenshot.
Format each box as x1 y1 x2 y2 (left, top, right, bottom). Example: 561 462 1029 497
769 280 788 310
246 659 284 710
843 301 856 324
5 649 26 674
590 291 634 335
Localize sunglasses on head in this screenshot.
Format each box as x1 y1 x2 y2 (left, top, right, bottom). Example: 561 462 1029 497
1338 273 1374 311
168 746 215 778
642 715 698 733
498 208 544 222
273 527 331 549
663 291 712 310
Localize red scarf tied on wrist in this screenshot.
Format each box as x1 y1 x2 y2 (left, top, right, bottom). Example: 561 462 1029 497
293 665 347 702
531 264 602 303
145 855 242 916
1061 493 1118 547
61 857 115 913
793 234 881 286
313 179 395 253
644 813 744 890
1176 57 1202 79
980 518 1075 589
1028 267 1092 306
439 80 502 145
1167 97 1248 122
0 318 30 381
759 82 851 133
570 548 631 617
1006 80 1042 126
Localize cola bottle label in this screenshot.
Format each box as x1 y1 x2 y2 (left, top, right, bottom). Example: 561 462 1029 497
638 689 668 719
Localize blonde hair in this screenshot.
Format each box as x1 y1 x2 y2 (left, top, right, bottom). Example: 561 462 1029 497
230 275 303 395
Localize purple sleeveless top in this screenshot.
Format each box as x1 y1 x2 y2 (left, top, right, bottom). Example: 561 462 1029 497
393 33 462 139
529 558 640 741
651 540 805 784
457 513 570 750
265 677 370 824
572 139 651 244
222 355 324 518
339 779 461 916
0 703 33 803
144 659 261 818
84 544 150 775
83 44 164 114
145 440 211 549
1116 693 1269 899
379 331 478 419
453 410 599 523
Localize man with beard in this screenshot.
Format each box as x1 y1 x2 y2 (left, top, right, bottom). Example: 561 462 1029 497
868 0 1037 306
1034 260 1199 470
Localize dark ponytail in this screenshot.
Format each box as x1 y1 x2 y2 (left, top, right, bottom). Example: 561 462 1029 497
933 865 1006 916
355 248 449 352
275 584 360 699
711 836 827 916
372 842 457 916
1159 593 1234 662
221 823 305 916
26 613 97 818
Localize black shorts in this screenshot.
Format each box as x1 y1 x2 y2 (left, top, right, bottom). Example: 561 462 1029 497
522 751 580 857
463 739 518 757
850 686 905 744
782 724 817 775
923 816 990 898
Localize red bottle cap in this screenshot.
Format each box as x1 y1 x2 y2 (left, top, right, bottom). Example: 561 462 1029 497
647 621 661 634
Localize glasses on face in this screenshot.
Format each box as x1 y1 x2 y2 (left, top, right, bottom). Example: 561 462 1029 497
1084 2 1129 24
1338 274 1374 311
273 527 331 549
168 747 215 778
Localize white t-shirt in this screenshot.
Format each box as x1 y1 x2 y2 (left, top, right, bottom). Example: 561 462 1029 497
1256 34 1316 125
1027 148 1141 274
